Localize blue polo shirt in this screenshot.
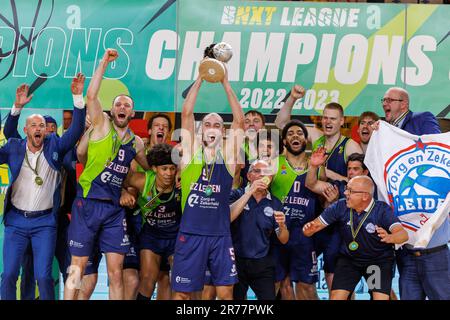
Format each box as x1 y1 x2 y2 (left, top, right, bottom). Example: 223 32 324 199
319 199 401 263
230 187 284 259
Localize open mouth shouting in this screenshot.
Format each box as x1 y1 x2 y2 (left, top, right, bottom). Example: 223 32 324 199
360 127 370 142
117 112 127 121
383 107 391 122
156 131 165 143
323 124 335 134
32 132 44 147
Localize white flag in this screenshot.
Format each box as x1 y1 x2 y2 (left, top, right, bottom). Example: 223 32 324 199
365 121 450 247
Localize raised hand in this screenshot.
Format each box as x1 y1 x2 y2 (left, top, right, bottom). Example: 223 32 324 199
15 84 33 109
250 179 268 194
103 48 119 63
71 72 86 95
310 147 328 167
371 120 380 131
220 61 229 85
322 184 339 204
290 84 306 100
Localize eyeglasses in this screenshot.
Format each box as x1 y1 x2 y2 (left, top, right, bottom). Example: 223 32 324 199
381 98 403 104
344 186 369 195
250 168 273 175
359 120 375 126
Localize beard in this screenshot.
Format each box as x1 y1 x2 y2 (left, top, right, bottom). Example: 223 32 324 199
285 141 306 155
113 115 132 128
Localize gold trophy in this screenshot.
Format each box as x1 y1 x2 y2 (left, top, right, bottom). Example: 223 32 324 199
199 42 233 83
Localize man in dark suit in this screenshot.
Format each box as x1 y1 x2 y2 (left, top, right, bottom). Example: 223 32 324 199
381 87 448 300
381 87 441 135
0 77 85 300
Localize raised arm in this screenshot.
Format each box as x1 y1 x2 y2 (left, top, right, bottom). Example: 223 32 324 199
86 49 118 134
230 179 266 222
180 76 203 168
223 67 245 173
274 85 321 143
5 84 33 139
58 73 87 155
305 147 331 194
133 136 150 171
274 85 304 129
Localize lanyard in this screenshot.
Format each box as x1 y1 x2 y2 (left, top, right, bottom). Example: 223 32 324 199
349 201 375 241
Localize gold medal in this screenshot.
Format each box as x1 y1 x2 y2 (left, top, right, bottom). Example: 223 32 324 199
348 241 359 251
261 176 270 186
349 201 375 253
35 176 43 186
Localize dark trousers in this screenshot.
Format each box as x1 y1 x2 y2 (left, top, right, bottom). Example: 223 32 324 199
233 254 276 300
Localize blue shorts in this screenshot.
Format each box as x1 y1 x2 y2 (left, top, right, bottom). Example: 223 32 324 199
84 246 102 275
124 212 142 270
274 234 318 284
204 269 213 286
139 223 176 260
83 241 139 274
313 226 341 274
68 198 130 257
124 238 140 270
171 232 237 292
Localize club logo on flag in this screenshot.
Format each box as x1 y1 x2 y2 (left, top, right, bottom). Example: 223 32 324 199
384 139 450 231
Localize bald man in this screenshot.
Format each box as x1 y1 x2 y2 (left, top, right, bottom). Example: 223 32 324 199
381 88 449 300
381 87 440 135
0 89 85 299
172 66 244 300
303 176 408 300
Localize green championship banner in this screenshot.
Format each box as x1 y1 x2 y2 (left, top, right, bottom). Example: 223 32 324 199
0 1 449 116
0 0 176 111
176 0 450 116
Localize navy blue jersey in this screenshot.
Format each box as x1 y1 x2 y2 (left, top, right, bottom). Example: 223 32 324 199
230 188 283 259
180 150 234 236
319 199 401 263
78 128 137 205
271 156 318 244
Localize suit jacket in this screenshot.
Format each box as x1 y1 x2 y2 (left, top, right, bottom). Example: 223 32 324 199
0 107 86 220
401 111 441 135
3 112 22 139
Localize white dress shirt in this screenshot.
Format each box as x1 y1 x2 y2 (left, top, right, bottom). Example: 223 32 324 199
11 145 59 211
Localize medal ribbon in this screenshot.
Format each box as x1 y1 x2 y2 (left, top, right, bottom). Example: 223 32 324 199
24 149 43 179
324 134 343 167
203 151 217 185
349 201 375 242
